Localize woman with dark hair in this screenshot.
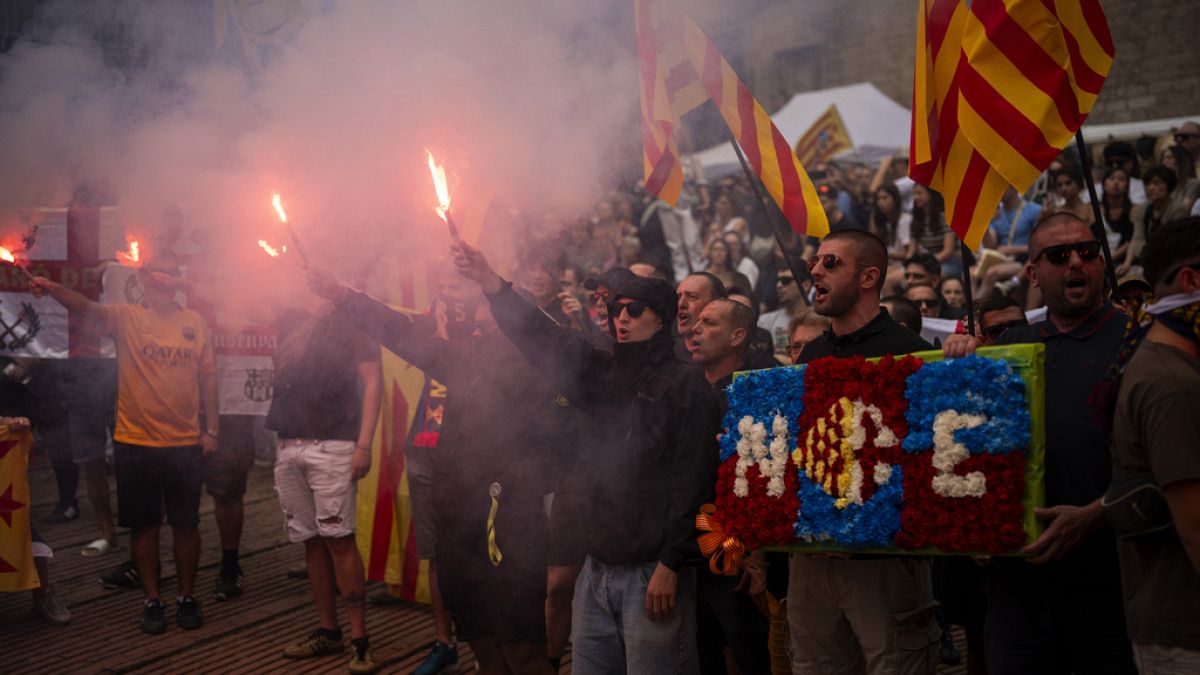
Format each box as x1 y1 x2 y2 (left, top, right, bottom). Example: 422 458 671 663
702 238 733 278
713 190 748 243
1049 169 1095 226
1099 166 1137 264
869 182 914 261
910 184 956 273
1159 144 1199 209
1120 164 1190 274
722 231 759 290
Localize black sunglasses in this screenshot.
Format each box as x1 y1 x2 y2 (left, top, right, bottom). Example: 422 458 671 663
806 253 845 272
984 319 1026 340
776 275 796 285
913 298 940 308
1175 133 1199 142
1033 240 1102 265
609 300 649 319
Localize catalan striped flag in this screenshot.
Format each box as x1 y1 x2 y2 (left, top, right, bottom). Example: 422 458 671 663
636 0 828 238
0 425 37 593
910 0 1113 250
959 0 1114 191
794 104 853 169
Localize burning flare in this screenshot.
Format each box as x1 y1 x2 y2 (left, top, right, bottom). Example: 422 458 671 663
0 246 16 264
272 192 288 224
425 150 452 222
257 240 286 258
116 239 141 267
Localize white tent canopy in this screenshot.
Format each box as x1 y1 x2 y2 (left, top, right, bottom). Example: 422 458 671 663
691 82 912 177
1080 115 1198 143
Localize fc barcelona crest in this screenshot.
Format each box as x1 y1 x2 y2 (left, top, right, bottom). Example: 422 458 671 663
244 368 273 402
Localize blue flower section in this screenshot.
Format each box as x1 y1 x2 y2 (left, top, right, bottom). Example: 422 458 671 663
901 355 1030 456
794 465 904 547
719 366 806 462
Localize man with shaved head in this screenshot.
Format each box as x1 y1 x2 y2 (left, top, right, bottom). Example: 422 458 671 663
943 212 1134 673
788 229 936 674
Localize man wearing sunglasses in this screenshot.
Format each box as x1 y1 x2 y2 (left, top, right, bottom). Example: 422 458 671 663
975 294 1028 346
758 264 809 359
453 240 720 674
32 252 218 636
943 211 1133 674
788 230 937 674
1174 121 1200 171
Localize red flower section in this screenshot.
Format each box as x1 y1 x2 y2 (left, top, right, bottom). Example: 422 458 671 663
895 451 1028 553
713 455 800 551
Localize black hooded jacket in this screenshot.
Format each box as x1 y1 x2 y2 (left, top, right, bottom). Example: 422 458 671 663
486 281 720 570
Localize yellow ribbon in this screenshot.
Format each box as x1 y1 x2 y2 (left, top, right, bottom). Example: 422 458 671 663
486 482 503 567
696 503 745 576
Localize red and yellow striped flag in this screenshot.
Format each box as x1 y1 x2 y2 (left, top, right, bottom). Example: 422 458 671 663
0 425 37 593
636 0 828 238
794 104 853 169
959 0 1114 191
910 0 1113 251
910 0 1009 251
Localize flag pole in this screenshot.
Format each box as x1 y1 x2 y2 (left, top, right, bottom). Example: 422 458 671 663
726 136 811 306
958 240 977 337
1073 131 1120 295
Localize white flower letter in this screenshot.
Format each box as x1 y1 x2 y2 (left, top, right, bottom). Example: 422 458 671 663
930 410 988 498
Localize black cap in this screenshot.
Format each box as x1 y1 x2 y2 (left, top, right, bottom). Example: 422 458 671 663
584 266 637 292
611 276 678 327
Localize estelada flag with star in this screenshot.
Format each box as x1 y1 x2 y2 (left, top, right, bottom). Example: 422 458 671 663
636 0 828 238
0 424 37 592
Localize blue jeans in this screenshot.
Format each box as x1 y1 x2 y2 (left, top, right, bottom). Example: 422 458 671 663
571 555 699 675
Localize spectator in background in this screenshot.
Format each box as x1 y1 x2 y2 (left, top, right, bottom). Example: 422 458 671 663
978 186 1043 298
903 252 943 292
758 264 810 358
974 294 1028 346
714 190 749 243
880 295 924 336
1115 271 1153 319
939 277 966 313
722 231 759 291
817 183 863 233
726 288 780 370
1107 216 1200 673
869 182 914 262
1122 166 1191 274
786 311 831 364
563 218 615 277
1101 141 1147 205
1159 144 1200 209
558 263 586 302
910 184 957 275
1050 170 1096 227
907 282 964 321
703 238 733 279
1098 167 1138 266
1173 122 1200 173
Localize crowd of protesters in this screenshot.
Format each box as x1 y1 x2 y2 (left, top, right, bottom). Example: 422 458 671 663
6 123 1200 675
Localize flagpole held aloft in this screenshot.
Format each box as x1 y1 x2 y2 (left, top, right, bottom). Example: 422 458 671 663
959 240 977 338
727 135 811 306
1073 132 1120 296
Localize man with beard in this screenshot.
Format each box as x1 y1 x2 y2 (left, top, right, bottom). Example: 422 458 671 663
943 212 1134 674
791 230 936 674
675 272 726 360
306 267 572 675
453 240 719 674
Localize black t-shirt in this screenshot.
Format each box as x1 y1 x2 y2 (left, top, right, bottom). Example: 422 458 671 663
995 304 1125 506
798 308 932 362
266 305 380 441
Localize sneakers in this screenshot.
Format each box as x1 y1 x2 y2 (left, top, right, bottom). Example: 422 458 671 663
283 628 344 659
213 565 244 601
46 503 80 524
139 599 166 635
30 584 71 625
349 637 378 675
101 560 140 589
176 595 204 630
413 640 457 675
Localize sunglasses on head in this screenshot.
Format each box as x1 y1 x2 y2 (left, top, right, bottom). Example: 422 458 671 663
609 300 649 319
806 253 846 272
983 319 1026 340
1033 240 1102 265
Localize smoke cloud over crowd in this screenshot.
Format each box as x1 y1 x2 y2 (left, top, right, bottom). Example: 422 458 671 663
0 0 657 301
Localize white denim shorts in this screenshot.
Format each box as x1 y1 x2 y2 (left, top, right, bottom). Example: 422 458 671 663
274 439 357 542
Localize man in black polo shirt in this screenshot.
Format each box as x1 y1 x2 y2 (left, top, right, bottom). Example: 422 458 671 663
943 212 1134 674
791 230 936 674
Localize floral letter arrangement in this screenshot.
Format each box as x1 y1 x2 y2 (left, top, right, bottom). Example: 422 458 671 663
700 345 1045 570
